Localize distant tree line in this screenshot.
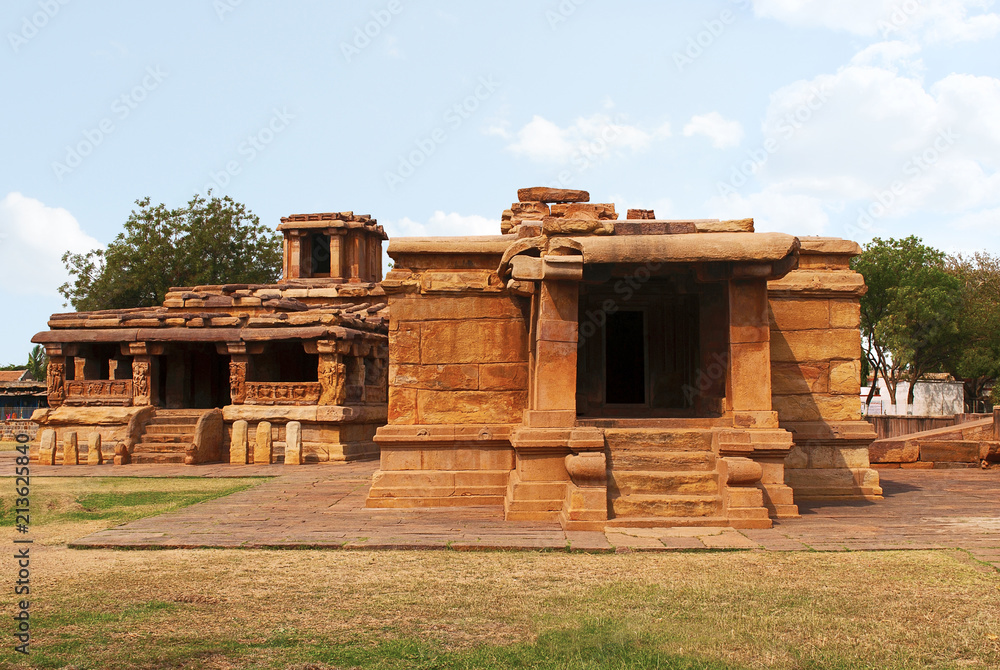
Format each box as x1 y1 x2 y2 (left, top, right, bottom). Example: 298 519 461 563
853 237 1000 413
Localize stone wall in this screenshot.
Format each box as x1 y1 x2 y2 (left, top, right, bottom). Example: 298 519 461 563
1 420 38 442
387 294 530 425
768 238 882 500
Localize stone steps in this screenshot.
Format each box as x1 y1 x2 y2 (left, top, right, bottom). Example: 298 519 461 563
130 410 207 464
605 427 723 525
610 494 722 519
609 470 719 496
607 450 715 472
132 453 188 465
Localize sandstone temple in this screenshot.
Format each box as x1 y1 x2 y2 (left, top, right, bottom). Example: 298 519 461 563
31 188 885 530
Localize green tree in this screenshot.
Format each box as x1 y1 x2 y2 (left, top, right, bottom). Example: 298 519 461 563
25 345 47 382
853 236 963 410
60 194 282 311
944 253 1000 412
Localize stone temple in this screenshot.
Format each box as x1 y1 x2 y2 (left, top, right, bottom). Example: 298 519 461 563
31 188 883 530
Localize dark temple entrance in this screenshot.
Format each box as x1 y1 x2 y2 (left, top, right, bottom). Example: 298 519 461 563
577 272 726 418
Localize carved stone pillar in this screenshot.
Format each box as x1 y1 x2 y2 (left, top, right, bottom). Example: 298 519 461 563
132 356 152 407
46 358 66 408
318 353 346 406
229 359 248 405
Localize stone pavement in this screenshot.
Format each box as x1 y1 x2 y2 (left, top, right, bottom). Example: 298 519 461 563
12 453 1000 568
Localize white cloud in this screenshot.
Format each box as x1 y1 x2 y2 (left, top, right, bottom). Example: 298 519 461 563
683 112 745 149
706 187 831 235
709 54 1000 238
383 211 500 238
502 113 662 164
751 0 1000 44
0 193 100 298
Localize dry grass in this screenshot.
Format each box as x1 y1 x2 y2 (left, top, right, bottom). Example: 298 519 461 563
1 478 998 669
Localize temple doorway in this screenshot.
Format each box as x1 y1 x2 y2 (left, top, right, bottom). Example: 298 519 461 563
576 273 726 418
157 344 230 409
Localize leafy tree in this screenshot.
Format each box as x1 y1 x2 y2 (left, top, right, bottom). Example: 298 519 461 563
853 236 963 409
944 253 1000 412
26 345 47 382
60 194 282 311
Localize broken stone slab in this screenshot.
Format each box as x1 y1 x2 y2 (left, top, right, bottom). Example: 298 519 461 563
63 431 78 466
542 217 615 236
549 203 617 220
517 187 590 204
254 422 272 465
38 429 56 465
230 420 249 464
696 218 755 233
87 432 103 465
627 209 656 220
285 421 303 465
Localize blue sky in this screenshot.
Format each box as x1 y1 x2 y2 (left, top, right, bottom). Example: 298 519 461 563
2 0 999 364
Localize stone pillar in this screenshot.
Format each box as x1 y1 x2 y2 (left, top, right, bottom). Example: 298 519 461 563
317 340 349 406
728 279 772 414
63 432 78 466
231 420 249 464
229 358 248 405
994 408 999 441
38 429 57 465
285 421 302 465
132 356 152 406
287 234 301 279
346 230 361 283
254 422 273 465
526 279 580 426
86 433 103 465
46 358 66 408
330 232 343 279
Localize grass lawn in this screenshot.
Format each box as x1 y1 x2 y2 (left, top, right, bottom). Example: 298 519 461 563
0 477 998 670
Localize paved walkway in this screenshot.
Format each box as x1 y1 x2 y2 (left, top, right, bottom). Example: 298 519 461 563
14 454 1000 568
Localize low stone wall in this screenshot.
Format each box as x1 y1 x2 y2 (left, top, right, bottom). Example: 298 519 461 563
1 420 38 442
867 415 957 441
869 416 998 468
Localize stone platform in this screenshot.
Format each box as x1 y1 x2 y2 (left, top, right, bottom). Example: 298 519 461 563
18 454 1000 569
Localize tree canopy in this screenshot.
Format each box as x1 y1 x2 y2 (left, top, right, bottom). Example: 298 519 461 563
944 252 1000 411
60 194 282 312
854 237 998 412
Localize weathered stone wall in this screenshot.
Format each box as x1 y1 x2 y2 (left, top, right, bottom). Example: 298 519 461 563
386 292 530 425
768 238 882 500
1 420 38 441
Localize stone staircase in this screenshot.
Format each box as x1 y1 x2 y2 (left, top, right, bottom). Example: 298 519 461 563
604 427 727 528
132 409 206 464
